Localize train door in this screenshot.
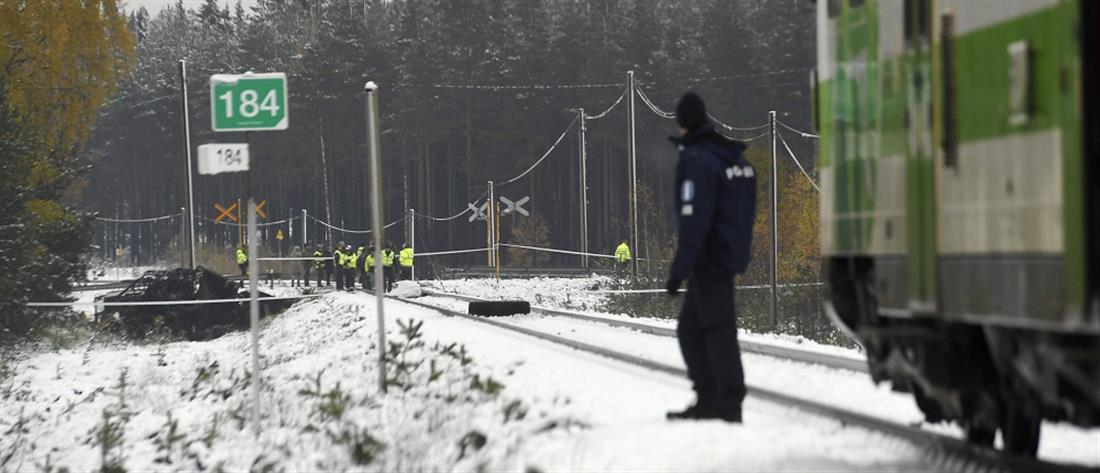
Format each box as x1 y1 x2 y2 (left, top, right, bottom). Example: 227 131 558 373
903 0 937 314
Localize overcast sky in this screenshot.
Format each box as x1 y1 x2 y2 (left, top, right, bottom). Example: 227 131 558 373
124 0 257 15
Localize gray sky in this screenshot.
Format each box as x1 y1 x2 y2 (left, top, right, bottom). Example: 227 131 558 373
123 0 257 14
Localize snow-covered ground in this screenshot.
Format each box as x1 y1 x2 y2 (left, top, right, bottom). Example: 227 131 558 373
6 277 1097 470
6 289 953 471
416 280 1100 468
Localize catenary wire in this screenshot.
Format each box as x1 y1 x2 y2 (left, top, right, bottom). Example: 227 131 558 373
778 130 821 192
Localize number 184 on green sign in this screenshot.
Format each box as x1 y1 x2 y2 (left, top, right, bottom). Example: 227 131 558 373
210 72 288 131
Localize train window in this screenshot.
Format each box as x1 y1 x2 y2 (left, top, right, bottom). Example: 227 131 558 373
903 0 931 43
942 14 959 167
1008 40 1033 125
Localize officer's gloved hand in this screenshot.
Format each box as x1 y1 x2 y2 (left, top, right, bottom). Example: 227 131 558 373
666 278 683 296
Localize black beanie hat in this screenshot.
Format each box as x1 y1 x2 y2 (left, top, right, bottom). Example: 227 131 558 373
675 92 708 131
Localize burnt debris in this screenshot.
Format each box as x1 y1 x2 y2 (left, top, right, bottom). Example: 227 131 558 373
95 267 293 340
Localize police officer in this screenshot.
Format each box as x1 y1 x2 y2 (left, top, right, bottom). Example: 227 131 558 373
344 244 358 291
382 242 396 292
290 245 304 287
333 241 346 290
399 243 414 281
314 244 331 287
664 92 756 423
235 246 248 276
614 240 631 276
363 243 376 289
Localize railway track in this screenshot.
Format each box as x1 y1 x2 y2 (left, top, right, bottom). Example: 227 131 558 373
421 288 869 373
392 293 1092 473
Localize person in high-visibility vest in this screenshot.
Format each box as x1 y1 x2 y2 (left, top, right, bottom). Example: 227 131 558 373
615 241 632 276
399 243 414 281
344 244 358 291
235 246 248 276
314 244 331 287
355 245 367 288
333 241 347 290
363 244 376 289
382 242 396 292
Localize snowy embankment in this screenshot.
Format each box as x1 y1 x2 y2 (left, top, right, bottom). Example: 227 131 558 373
4 290 945 471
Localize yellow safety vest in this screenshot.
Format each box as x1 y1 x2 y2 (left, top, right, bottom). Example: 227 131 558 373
382 250 395 267
399 248 414 267
615 243 631 263
236 249 247 264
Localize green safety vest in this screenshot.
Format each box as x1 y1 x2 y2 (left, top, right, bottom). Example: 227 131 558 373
615 243 631 263
399 248 414 267
236 249 247 264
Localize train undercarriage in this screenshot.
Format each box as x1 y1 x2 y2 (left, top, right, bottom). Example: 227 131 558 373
825 256 1100 457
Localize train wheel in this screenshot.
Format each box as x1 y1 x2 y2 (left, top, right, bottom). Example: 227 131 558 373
1001 408 1041 456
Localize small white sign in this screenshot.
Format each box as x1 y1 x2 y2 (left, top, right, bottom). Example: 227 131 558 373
198 143 250 175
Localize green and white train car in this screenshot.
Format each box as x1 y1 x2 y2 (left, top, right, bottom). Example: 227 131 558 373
815 0 1099 456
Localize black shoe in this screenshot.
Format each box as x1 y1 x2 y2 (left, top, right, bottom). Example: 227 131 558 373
666 403 713 420
713 407 742 423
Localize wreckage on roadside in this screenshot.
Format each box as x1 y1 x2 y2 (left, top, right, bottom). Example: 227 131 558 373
95 267 293 340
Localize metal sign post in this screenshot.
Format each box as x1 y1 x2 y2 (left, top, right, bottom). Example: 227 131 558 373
578 108 590 269
365 81 387 394
409 208 416 282
208 71 290 434
769 110 779 329
247 198 260 433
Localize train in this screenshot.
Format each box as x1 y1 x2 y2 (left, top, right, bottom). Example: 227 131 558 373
814 0 1098 456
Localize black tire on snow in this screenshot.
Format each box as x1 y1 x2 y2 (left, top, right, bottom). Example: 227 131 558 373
468 301 531 317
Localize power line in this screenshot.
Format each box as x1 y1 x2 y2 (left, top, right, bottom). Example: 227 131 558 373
498 115 579 187
778 130 820 192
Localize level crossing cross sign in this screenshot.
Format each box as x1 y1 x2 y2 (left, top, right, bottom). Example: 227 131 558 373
500 196 530 216
214 202 239 223
210 72 288 131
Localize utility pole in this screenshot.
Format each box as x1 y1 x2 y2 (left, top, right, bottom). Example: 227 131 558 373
409 208 416 282
627 70 639 276
769 110 779 329
579 108 589 269
179 207 186 267
487 180 496 267
365 82 387 394
178 60 196 269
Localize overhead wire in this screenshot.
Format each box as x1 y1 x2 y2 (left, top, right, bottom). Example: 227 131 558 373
198 215 299 228
778 130 821 193
498 115 579 187
309 215 405 235
94 212 182 223
583 86 628 120
778 120 820 139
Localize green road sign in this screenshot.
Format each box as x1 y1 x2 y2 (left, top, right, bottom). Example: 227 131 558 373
210 72 288 131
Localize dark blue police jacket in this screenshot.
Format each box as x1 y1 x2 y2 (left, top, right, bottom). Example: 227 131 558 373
669 123 757 280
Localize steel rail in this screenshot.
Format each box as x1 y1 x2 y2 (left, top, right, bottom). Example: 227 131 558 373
422 289 869 373
392 295 1092 473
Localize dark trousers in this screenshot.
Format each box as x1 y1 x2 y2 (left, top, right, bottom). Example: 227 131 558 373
344 268 355 290
239 263 248 276
400 266 412 281
317 266 330 286
335 268 345 290
677 258 745 413
302 265 311 287
383 267 393 292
